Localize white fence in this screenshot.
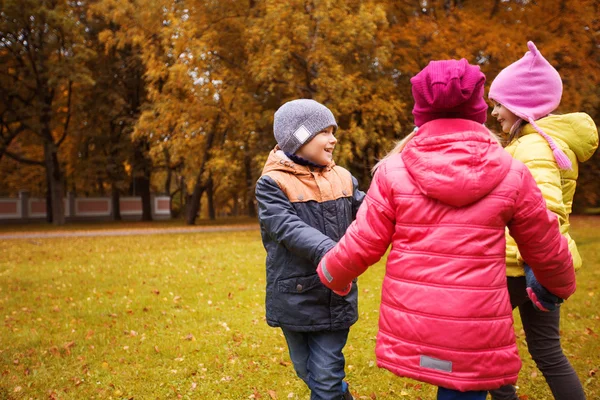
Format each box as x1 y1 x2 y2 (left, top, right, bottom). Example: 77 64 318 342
0 191 171 222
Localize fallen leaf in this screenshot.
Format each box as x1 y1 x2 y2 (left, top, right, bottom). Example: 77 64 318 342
585 327 598 337
268 389 277 399
49 346 60 357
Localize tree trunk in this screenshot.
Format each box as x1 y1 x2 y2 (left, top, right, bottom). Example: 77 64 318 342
134 176 152 221
44 141 65 225
163 147 176 217
132 139 153 221
163 147 172 195
186 172 205 225
185 114 221 224
111 186 121 221
244 148 256 217
177 176 186 219
45 181 52 223
244 149 256 218
207 174 215 220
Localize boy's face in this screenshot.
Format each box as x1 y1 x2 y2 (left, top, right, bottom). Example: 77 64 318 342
295 126 337 166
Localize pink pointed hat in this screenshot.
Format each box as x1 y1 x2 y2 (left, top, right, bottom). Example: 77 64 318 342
489 41 571 170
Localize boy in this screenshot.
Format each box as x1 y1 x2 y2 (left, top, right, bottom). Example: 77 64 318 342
255 99 364 400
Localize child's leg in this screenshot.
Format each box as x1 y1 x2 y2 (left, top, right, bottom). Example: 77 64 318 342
437 387 487 400
491 276 585 400
281 328 310 385
306 329 350 400
519 300 586 400
490 277 528 400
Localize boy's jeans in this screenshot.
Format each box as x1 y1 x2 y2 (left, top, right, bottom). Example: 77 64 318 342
437 387 487 400
281 327 349 400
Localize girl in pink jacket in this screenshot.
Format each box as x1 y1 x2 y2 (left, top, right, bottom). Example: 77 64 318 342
316 59 576 400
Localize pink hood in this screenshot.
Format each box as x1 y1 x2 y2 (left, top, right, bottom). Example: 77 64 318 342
402 119 512 207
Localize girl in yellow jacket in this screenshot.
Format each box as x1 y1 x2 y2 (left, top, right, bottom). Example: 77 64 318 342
488 41 598 400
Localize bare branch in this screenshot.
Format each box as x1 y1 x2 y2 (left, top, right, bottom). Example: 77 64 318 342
4 150 44 166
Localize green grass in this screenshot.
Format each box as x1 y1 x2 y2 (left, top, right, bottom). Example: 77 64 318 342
0 216 258 233
0 216 599 399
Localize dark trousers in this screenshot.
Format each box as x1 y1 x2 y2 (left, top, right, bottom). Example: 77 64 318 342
437 387 487 400
281 328 349 400
490 277 585 400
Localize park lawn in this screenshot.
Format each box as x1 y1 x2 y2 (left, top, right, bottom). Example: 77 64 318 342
0 216 258 234
0 217 598 399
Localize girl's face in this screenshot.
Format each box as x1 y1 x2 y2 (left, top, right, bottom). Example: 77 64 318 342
295 126 337 166
490 101 520 134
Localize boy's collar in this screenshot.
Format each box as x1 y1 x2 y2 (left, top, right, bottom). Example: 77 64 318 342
284 152 327 168
273 147 335 170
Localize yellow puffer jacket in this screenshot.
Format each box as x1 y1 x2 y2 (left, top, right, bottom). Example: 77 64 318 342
505 112 598 276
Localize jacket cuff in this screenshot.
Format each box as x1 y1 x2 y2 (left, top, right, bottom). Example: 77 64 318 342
317 258 348 291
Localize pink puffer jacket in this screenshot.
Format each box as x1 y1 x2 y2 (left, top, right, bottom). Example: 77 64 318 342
318 119 576 392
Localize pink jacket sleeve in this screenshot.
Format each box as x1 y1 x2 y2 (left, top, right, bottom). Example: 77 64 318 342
507 165 576 300
317 164 396 292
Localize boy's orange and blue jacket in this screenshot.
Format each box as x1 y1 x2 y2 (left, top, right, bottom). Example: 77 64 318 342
255 147 365 332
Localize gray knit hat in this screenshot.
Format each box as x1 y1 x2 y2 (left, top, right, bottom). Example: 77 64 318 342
273 99 338 154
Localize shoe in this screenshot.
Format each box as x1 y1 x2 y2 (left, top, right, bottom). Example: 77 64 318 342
341 382 354 400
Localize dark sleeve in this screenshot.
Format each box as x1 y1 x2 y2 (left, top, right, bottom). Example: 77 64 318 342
256 175 337 265
351 175 366 219
318 166 395 291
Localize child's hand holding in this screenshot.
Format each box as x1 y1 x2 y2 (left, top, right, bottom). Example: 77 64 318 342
332 282 352 297
317 259 352 296
524 264 564 312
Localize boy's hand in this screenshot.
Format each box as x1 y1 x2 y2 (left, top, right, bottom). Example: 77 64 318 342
333 282 352 297
524 264 564 312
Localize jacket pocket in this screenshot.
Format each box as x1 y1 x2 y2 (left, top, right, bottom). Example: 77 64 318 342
274 274 330 327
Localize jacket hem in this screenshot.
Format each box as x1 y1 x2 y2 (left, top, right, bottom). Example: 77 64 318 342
377 359 518 392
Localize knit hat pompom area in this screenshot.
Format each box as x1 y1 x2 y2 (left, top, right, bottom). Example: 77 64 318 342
489 41 572 170
411 58 488 127
273 99 338 154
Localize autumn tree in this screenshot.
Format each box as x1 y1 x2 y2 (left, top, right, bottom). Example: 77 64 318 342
383 0 600 210
0 0 94 224
3 0 598 221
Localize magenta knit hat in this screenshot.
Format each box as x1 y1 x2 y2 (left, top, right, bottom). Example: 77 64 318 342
489 41 571 170
411 59 487 127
